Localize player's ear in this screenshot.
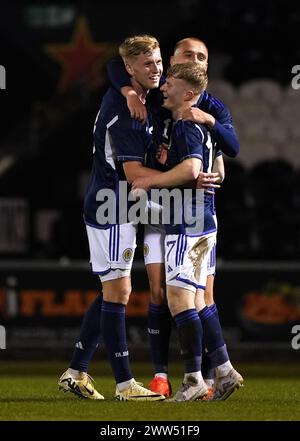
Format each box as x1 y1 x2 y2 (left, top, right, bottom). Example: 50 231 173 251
185 90 194 102
124 61 134 76
170 55 175 66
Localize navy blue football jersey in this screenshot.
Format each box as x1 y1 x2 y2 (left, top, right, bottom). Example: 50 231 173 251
84 87 153 228
160 120 217 236
107 58 239 157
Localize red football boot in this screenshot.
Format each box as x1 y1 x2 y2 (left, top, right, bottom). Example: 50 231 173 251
149 376 172 398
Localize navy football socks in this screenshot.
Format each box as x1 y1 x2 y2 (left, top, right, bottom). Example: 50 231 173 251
199 304 229 369
101 300 133 383
70 295 102 372
174 308 203 373
148 303 172 374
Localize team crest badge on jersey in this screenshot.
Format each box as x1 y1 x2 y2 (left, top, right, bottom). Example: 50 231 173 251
123 248 133 262
143 243 149 257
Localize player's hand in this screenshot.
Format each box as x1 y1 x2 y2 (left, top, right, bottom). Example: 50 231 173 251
126 94 147 123
196 172 221 194
156 143 169 165
130 187 148 199
132 176 152 192
182 107 215 127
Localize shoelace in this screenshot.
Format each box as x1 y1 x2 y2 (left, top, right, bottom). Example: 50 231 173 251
81 373 96 386
132 381 146 390
131 381 156 394
180 382 193 393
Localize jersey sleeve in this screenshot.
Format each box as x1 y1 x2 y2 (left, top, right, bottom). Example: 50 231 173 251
203 92 240 158
106 56 132 90
204 94 240 157
211 120 240 157
109 117 147 163
174 121 204 162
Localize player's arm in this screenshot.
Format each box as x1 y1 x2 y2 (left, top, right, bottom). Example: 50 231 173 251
196 152 224 193
123 161 161 185
106 56 132 89
132 157 202 191
111 116 163 184
182 107 215 128
182 106 240 158
212 154 225 183
132 122 220 191
106 57 147 122
210 119 239 158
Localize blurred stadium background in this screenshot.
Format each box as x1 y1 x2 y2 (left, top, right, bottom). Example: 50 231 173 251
0 0 300 366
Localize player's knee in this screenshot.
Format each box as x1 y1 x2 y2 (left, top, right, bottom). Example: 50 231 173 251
103 284 131 304
204 275 215 306
204 290 214 306
150 284 166 305
167 286 194 316
117 286 131 304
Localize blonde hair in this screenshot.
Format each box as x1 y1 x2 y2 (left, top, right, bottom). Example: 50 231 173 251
119 34 160 61
166 62 208 94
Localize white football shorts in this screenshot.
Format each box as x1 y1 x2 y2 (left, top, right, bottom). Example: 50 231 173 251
143 223 165 265
207 240 217 276
86 222 137 282
206 214 217 276
165 232 216 293
144 212 218 273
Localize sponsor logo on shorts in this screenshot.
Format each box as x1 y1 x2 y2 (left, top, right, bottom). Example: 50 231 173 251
143 243 149 257
123 248 133 262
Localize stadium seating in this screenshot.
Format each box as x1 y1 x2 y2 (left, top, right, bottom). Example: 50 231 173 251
207 79 237 106
238 79 282 105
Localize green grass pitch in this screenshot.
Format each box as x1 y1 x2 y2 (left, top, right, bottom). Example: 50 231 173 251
0 361 299 421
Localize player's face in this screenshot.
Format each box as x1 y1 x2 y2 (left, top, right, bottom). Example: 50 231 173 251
126 48 163 90
161 76 191 111
171 40 208 71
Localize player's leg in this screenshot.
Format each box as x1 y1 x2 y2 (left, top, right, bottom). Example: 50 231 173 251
200 242 217 393
59 223 164 401
204 274 215 306
165 234 212 401
69 294 102 375
99 223 164 401
201 289 244 401
195 238 243 400
167 285 208 401
58 224 114 400
99 272 163 401
58 293 104 399
144 224 172 397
